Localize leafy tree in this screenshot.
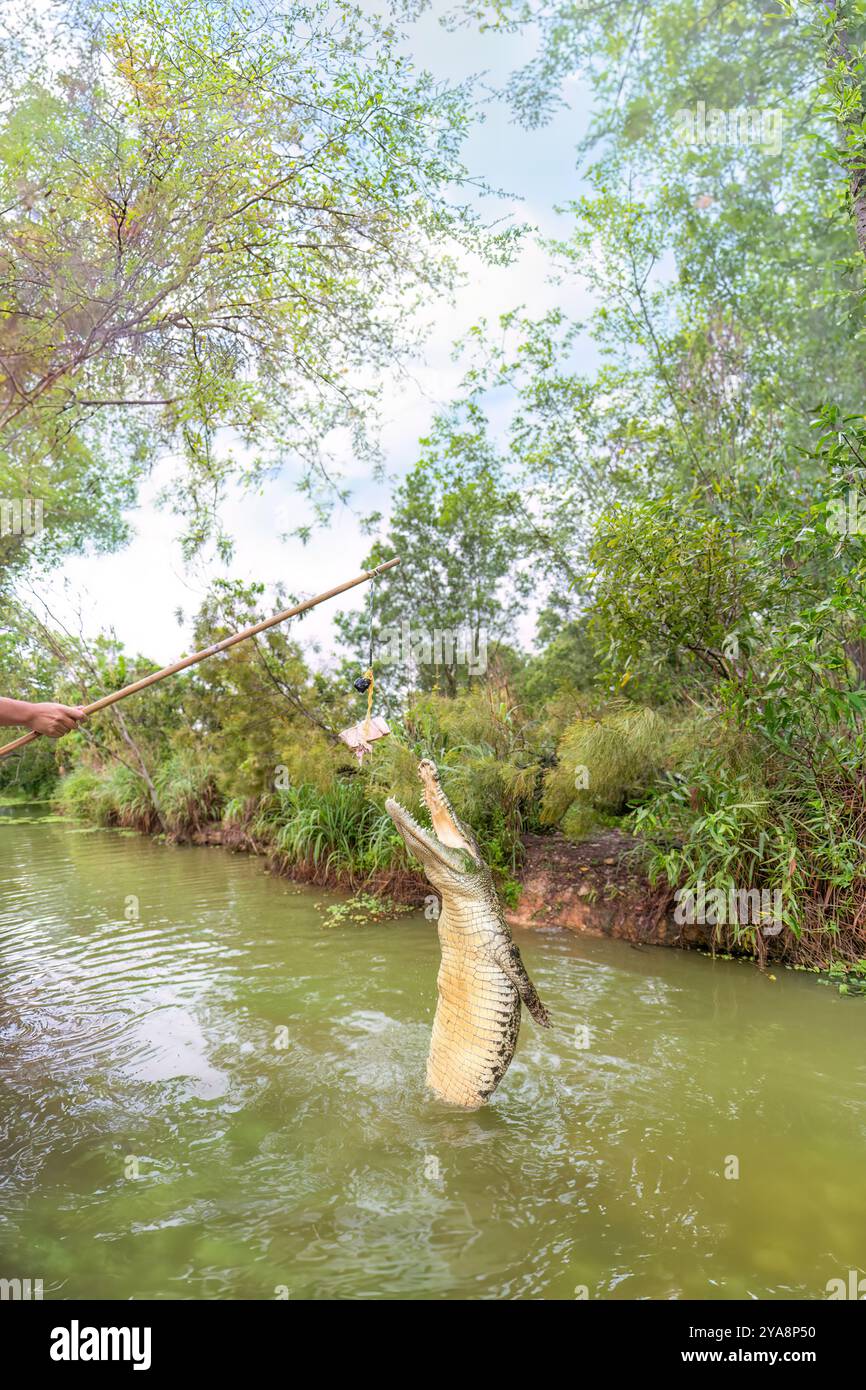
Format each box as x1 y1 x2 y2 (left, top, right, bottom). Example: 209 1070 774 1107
819 0 866 258
425 0 865 576
182 579 352 797
336 408 531 697
0 0 507 572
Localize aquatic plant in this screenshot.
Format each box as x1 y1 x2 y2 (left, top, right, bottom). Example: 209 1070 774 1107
318 892 415 926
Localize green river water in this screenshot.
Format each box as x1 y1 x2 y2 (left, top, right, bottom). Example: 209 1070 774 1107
1 805 864 1301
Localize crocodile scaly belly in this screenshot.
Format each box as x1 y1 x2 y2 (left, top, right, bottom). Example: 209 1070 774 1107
426 940 520 1108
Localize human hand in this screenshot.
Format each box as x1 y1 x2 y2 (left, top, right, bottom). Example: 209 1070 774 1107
23 702 86 737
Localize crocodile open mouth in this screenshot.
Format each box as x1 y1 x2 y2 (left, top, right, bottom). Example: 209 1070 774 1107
386 760 480 872
384 797 461 872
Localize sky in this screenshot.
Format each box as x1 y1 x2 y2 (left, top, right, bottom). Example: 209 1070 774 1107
39 2 598 669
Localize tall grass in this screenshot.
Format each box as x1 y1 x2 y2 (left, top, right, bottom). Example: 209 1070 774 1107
268 779 408 887
154 755 223 835
56 763 160 831
57 756 222 837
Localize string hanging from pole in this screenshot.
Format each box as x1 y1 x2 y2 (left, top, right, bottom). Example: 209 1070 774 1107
341 568 390 762
362 573 375 737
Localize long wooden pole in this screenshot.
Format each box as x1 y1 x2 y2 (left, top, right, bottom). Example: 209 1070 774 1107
0 557 400 760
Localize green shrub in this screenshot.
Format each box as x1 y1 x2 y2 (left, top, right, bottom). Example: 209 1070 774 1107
542 702 666 840
54 769 104 821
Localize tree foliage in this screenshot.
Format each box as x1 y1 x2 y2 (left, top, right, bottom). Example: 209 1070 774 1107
336 409 531 696
0 0 506 571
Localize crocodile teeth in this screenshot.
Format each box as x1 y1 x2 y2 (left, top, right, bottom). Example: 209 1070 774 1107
387 798 438 841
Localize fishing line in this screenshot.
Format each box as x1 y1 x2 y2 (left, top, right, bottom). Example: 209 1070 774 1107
341 568 390 759
352 572 376 737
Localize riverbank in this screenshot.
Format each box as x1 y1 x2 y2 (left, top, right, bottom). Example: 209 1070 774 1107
8 787 862 990
188 818 748 958
506 829 704 948
44 754 866 974
184 817 686 940
170 820 866 987
0 793 770 956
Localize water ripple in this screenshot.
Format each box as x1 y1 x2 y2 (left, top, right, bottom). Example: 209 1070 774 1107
1 817 865 1299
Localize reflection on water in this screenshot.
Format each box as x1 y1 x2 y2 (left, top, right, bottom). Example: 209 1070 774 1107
0 800 52 820
1 815 865 1300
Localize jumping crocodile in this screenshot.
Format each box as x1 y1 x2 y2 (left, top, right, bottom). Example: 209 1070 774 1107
386 759 550 1108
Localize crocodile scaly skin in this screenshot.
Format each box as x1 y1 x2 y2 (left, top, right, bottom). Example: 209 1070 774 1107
386 759 549 1108
427 902 521 1106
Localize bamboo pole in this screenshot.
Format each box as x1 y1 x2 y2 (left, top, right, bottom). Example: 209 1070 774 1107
0 557 400 760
